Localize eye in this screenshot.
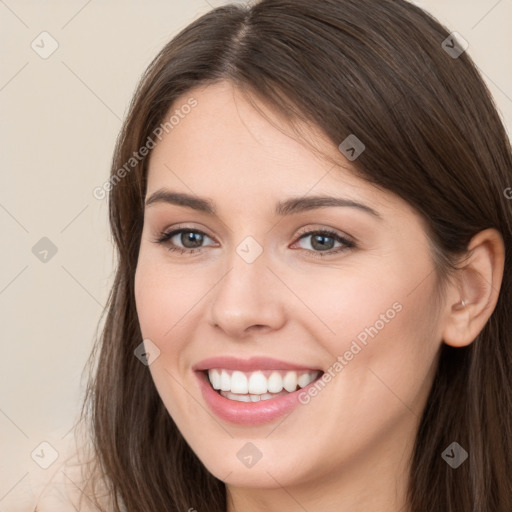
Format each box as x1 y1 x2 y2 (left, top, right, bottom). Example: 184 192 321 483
152 225 356 258
152 226 215 255
292 228 356 258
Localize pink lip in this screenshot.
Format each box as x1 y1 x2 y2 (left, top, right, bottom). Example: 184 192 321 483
194 368 323 426
193 356 321 372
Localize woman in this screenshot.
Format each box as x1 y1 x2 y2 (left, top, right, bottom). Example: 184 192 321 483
35 0 512 510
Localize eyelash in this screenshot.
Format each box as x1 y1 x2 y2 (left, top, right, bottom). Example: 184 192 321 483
152 225 356 259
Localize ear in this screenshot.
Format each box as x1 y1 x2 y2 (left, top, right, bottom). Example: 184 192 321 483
441 228 505 348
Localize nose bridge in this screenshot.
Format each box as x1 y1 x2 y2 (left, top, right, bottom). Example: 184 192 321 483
208 235 286 335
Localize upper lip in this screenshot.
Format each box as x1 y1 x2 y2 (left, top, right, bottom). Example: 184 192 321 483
193 356 323 372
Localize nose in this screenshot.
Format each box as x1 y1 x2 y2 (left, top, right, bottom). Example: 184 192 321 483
208 248 287 338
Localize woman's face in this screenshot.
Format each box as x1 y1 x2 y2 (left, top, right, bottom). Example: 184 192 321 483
135 81 445 498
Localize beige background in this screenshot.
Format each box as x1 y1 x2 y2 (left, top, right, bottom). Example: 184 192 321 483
1 0 511 510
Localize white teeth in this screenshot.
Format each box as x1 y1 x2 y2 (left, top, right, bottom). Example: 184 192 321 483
220 370 231 392
231 371 248 394
220 390 290 402
283 371 298 392
209 369 221 390
227 392 251 402
207 368 321 397
298 372 313 388
267 371 283 393
248 371 267 394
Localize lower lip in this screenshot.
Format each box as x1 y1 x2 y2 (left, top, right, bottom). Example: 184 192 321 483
195 371 320 425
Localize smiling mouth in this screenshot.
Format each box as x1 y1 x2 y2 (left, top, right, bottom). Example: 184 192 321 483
203 368 324 402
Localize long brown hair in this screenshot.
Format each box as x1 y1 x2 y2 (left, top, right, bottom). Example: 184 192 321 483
78 0 512 510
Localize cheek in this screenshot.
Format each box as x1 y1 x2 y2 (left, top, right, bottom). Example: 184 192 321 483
134 255 205 343
134 260 198 420
134 256 213 419
308 252 440 407
320 270 440 426
283 274 440 477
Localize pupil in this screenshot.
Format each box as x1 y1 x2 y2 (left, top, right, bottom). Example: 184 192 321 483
183 232 202 248
312 234 333 251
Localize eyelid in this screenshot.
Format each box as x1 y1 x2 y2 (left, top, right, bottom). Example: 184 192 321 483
156 223 354 242
293 225 355 244
156 223 216 242
153 223 356 257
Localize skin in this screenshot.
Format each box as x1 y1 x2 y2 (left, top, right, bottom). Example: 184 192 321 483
134 80 505 512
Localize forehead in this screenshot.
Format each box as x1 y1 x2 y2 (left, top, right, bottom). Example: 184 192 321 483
145 81 410 219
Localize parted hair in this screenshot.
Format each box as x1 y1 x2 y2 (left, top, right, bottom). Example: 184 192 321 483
75 1 512 510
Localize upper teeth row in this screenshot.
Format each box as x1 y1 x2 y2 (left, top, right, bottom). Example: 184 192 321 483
207 369 320 395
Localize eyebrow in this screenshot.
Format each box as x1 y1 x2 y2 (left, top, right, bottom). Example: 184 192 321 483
144 189 382 219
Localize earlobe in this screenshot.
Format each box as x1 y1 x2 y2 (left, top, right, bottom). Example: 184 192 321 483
442 228 505 348
442 296 472 348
